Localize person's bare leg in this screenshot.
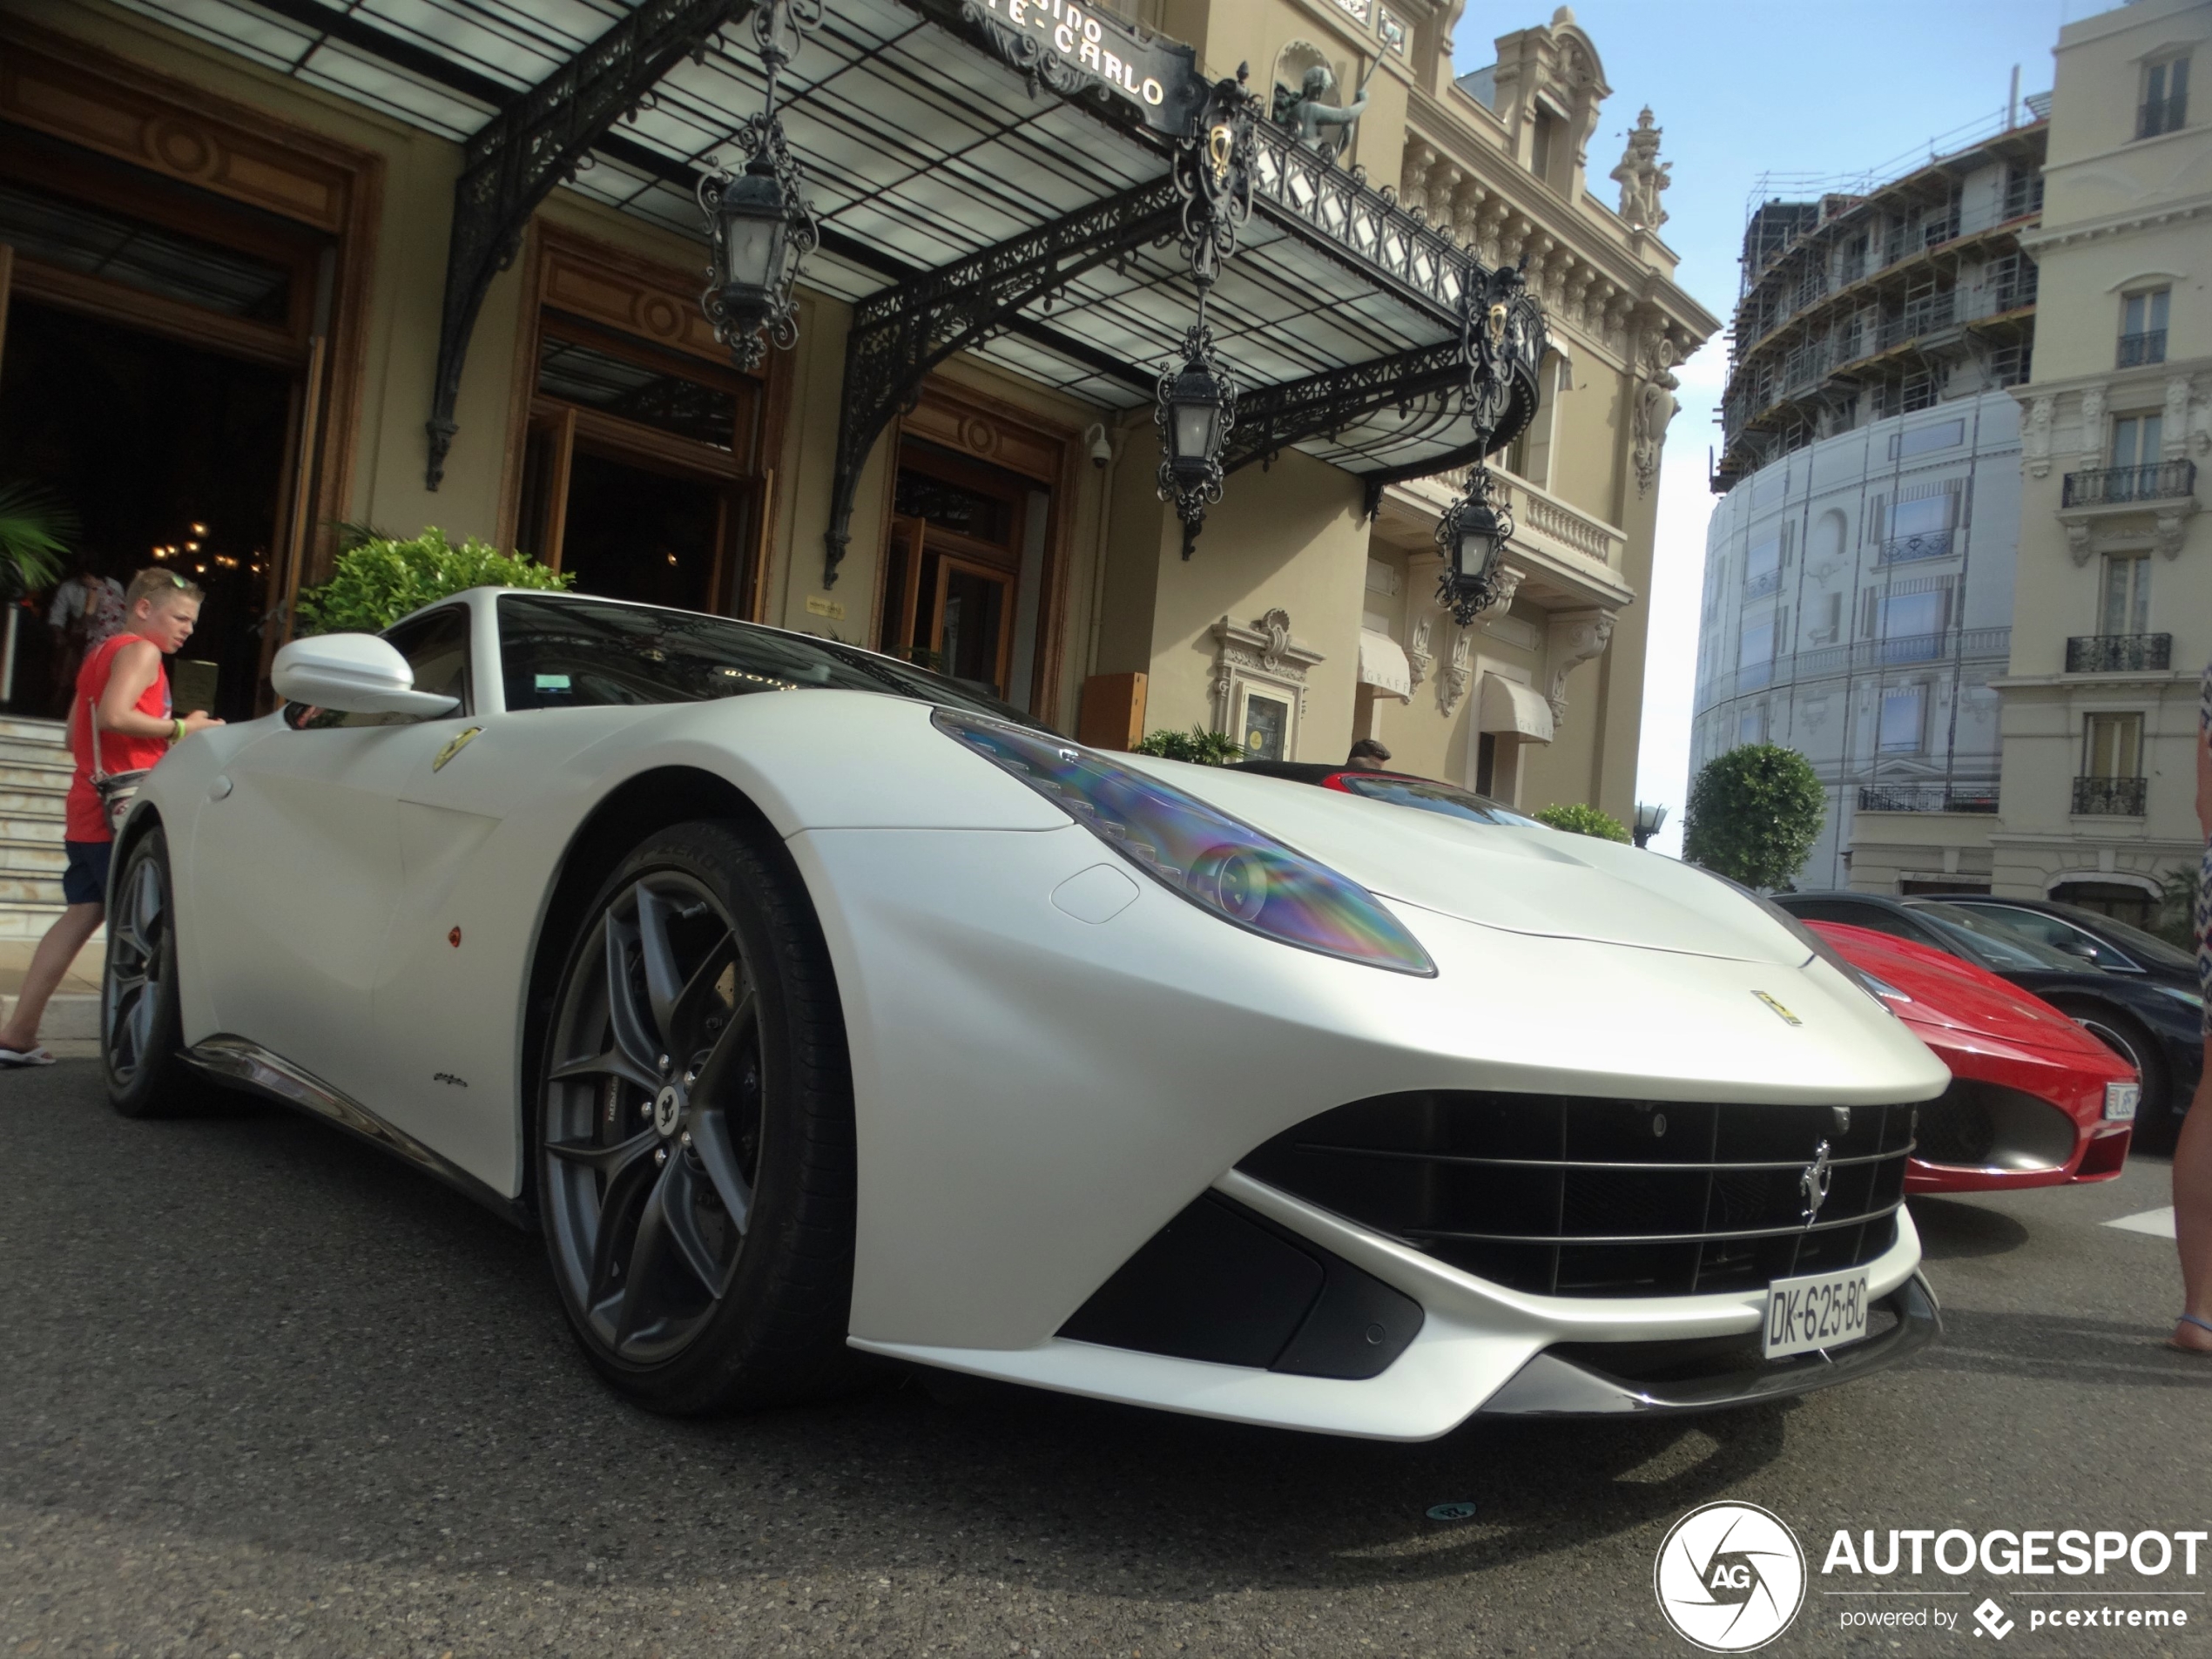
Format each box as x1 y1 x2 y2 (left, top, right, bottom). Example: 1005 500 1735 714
2172 1035 2212 1352
0 901 105 1053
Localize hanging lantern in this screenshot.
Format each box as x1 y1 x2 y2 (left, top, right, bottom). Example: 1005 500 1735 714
698 0 820 371
1164 354 1227 486
702 158 797 368
1156 322 1236 559
1435 467 1514 624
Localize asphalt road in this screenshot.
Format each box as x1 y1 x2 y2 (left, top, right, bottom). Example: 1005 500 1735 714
1 1062 2205 1659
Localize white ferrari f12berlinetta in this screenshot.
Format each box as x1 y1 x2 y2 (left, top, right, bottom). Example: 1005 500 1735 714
105 586 1947 1437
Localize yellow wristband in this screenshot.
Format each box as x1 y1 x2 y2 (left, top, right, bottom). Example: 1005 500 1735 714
172 718 187 744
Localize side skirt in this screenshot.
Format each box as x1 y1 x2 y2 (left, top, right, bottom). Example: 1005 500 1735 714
182 1035 533 1231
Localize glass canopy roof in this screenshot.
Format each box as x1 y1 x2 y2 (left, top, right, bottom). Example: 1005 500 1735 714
113 0 1493 475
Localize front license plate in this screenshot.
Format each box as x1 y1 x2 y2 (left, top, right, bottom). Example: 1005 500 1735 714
2104 1082 2139 1122
1764 1269 1871 1359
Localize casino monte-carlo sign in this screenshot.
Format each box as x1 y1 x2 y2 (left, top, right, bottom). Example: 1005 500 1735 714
960 0 1204 135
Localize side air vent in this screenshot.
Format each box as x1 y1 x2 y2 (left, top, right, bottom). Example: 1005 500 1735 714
1058 1193 1423 1379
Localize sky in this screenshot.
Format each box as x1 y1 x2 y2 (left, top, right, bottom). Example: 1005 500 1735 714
1447 1 2076 853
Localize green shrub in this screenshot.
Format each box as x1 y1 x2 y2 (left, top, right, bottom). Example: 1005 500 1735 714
1683 743 1827 890
1534 801 1631 842
294 526 571 636
1132 725 1249 765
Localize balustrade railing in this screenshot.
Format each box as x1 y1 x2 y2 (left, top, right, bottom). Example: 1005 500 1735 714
1857 785 2000 813
2061 459 2196 507
1878 530 1954 565
2066 633 2172 672
2072 776 2147 817
2116 329 2167 368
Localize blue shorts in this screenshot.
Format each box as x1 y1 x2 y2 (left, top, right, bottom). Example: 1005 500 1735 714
62 839 112 907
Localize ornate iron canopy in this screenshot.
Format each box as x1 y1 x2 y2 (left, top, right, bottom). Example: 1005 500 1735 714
169 0 1552 538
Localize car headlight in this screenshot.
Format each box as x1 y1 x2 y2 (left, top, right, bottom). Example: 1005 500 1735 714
934 710 1434 976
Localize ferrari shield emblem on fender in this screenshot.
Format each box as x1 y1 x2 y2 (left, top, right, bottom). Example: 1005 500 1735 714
1751 990 1802 1027
432 725 482 772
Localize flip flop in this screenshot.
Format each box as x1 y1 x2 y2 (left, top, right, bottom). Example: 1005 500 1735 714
0 1044 55 1068
2170 1313 2212 1356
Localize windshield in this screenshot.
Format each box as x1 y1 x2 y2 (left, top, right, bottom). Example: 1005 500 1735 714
496 593 1041 725
2048 904 2197 973
1326 772 1541 826
1913 902 2092 971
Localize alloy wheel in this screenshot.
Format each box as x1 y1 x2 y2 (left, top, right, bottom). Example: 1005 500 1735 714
543 873 765 1366
104 846 167 1084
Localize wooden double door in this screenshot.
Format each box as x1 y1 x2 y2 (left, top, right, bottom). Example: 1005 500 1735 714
878 443 1042 704
511 244 771 619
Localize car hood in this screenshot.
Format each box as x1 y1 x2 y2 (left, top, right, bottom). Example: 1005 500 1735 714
1809 921 2122 1064
1119 757 1813 967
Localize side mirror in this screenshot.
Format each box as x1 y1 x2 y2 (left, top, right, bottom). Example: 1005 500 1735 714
2055 937 2100 962
272 634 460 717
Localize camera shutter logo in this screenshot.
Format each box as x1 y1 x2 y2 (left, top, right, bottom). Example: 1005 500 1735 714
1653 1501 1806 1652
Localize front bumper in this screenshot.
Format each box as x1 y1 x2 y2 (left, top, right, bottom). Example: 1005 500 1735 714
1480 1273 1940 1415
854 1170 1932 1440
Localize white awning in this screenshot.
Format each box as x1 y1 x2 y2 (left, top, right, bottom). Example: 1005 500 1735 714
1358 629 1413 699
1480 674 1554 743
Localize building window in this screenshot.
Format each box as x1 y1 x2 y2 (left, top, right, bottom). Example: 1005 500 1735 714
2110 412 2164 470
1878 685 1925 754
2140 55 2189 139
1744 535 1781 598
2082 711 2144 779
2118 287 2169 367
1738 617 1776 690
2100 553 2151 637
1809 590 1842 645
1530 109 1558 185
1737 704 1766 746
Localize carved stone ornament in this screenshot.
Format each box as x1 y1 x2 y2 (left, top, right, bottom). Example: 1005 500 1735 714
1487 563 1527 613
1406 606 1435 689
2079 384 2107 464
1632 368 1679 497
2065 520 2094 566
2193 381 2212 456
2023 394 2055 479
2165 377 2192 458
1437 624 1473 717
1608 107 1670 231
1211 607 1325 744
2155 509 2189 560
1545 607 1615 725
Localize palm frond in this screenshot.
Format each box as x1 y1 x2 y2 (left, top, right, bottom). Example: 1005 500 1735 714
0 482 78 592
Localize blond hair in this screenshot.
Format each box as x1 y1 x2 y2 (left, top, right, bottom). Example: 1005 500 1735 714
125 568 204 610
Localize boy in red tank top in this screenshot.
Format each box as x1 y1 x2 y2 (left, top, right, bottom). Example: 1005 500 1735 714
0 570 222 1064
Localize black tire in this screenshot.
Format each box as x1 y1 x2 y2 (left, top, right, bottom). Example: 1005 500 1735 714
102 827 202 1118
2051 999 2172 1154
536 819 862 1413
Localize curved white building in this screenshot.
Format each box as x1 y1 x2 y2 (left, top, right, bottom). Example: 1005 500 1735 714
1693 111 2047 892
1693 394 2022 889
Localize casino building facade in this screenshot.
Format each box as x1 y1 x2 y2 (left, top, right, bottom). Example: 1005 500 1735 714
0 0 1710 848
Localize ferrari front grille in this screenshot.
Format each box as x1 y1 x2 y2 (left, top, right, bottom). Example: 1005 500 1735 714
1237 1091 1916 1298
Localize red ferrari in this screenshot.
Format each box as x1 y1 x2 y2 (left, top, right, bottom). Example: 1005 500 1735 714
1809 921 2138 1192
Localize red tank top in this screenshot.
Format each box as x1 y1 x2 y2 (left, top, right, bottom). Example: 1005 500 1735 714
66 632 172 843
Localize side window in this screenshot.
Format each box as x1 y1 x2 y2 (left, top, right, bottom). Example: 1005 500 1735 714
1982 906 2134 969
287 607 472 730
